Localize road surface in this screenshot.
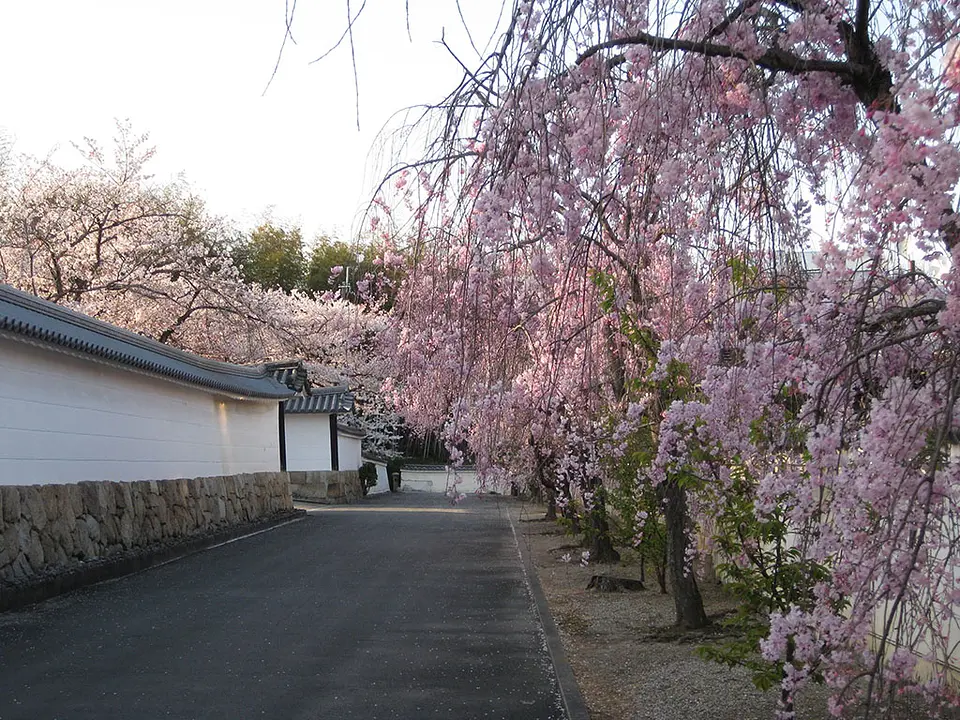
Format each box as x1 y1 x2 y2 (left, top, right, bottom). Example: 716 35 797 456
0 492 565 719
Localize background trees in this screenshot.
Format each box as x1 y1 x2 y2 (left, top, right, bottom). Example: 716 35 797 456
0 124 254 350
0 124 398 455
229 221 388 302
232 223 306 293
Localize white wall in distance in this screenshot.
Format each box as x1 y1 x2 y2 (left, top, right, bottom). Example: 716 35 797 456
0 340 281 485
338 433 363 472
402 468 480 494
285 413 332 472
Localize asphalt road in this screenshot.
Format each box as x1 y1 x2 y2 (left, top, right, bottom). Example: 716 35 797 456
0 492 565 720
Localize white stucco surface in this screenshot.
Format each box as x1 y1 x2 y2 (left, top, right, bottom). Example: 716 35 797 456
0 340 281 485
284 413 332 472
337 432 363 472
401 468 480 494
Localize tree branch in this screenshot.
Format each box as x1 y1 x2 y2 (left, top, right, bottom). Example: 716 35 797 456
855 0 870 48
864 298 945 332
263 0 299 96
576 31 867 81
704 0 763 41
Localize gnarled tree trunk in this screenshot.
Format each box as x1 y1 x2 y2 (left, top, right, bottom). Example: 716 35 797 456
544 484 557 521
586 493 621 564
662 477 708 628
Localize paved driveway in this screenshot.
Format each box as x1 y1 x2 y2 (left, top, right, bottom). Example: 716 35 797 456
0 492 564 719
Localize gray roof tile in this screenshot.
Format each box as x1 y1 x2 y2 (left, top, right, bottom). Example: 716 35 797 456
267 361 309 392
402 464 476 471
0 284 295 400
283 386 355 414
336 422 366 438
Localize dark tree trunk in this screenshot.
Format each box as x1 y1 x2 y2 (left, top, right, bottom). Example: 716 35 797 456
588 529 621 563
558 473 581 533
587 498 621 563
656 564 667 594
563 502 582 534
530 434 558 522
656 537 669 593
544 485 557 521
662 477 708 628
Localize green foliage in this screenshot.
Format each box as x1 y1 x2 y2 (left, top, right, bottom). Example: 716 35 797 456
728 255 761 291
659 358 696 403
554 496 582 536
600 401 671 590
305 238 365 296
358 462 378 494
230 226 401 306
608 469 668 591
587 268 706 589
302 237 405 308
232 223 305 292
590 269 660 358
696 469 833 691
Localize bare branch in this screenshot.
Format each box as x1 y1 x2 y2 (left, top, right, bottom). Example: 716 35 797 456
308 0 368 65
347 0 361 131
263 0 299 96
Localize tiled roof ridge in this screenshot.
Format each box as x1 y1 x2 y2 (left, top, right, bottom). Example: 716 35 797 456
266 360 310 392
0 284 295 400
402 464 477 470
311 384 349 395
336 421 366 438
283 385 355 414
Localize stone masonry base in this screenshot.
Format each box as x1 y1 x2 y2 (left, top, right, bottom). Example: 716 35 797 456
1 472 293 592
288 470 362 503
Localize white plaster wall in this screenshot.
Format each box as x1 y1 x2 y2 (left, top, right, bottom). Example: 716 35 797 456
401 468 480 494
0 340 281 485
338 433 363 472
284 414 332 472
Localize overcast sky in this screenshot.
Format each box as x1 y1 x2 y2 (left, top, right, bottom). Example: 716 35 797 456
0 1 505 242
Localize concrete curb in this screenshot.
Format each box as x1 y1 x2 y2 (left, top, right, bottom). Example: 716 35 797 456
509 510 591 720
0 509 306 613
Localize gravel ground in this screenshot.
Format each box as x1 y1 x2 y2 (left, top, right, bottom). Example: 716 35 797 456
510 501 833 720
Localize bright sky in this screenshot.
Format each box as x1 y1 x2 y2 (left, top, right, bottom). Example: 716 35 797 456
0 1 504 242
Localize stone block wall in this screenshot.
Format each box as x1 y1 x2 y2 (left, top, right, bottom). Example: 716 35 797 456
0 472 292 584
288 470 362 504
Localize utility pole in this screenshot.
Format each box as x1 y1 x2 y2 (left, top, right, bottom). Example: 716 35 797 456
339 266 352 301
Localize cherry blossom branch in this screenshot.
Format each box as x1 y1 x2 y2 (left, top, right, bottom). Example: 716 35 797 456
864 298 946 332
576 32 869 81
704 0 764 41
864 363 959 719
814 325 942 421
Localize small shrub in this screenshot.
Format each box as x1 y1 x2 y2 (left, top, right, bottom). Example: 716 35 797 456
359 462 378 495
